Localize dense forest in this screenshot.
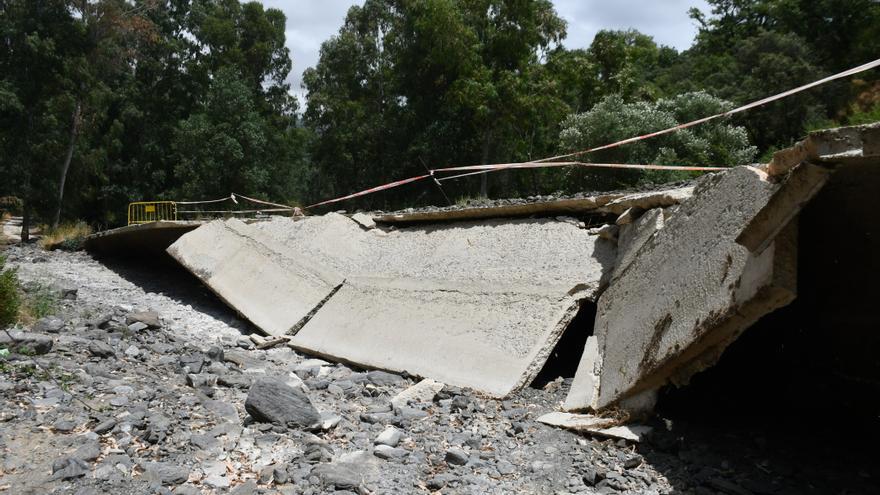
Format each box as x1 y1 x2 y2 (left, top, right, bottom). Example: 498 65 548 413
1 0 879 230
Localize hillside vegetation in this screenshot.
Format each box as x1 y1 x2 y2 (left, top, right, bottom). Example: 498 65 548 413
1 0 878 232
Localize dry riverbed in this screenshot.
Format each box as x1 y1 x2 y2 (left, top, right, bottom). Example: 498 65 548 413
0 244 874 495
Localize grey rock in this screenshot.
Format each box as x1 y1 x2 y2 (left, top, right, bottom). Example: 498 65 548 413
93 418 116 434
0 330 53 355
217 373 251 389
202 399 239 422
127 322 148 332
186 373 217 388
273 465 290 484
143 461 189 485
583 466 599 486
59 287 78 300
88 313 113 329
51 456 89 480
179 354 205 374
366 370 405 387
497 460 516 475
373 445 408 460
245 378 321 429
623 455 643 470
88 340 115 358
125 310 161 329
124 345 140 357
73 441 102 462
311 463 363 490
426 473 458 490
33 316 65 333
445 449 469 466
53 418 77 432
230 480 257 495
171 485 201 495
190 433 218 451
375 426 402 447
205 345 224 362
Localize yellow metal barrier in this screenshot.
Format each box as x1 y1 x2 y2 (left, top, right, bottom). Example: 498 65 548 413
128 201 177 225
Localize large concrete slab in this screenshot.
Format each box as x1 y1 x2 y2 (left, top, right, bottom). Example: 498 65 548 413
290 277 587 397
167 219 344 336
570 165 816 410
169 213 616 397
250 213 615 291
85 221 201 257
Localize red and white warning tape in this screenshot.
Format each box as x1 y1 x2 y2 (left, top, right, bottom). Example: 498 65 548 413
305 174 433 209
298 57 880 210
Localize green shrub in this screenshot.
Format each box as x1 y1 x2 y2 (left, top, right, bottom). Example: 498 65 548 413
40 221 93 251
22 282 58 320
0 255 20 328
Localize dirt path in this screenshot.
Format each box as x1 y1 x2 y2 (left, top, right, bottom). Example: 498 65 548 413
1 216 39 245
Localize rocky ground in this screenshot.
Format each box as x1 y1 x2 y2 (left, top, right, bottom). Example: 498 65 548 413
0 243 876 495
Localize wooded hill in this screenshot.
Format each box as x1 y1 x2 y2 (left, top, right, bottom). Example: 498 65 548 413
1 0 878 228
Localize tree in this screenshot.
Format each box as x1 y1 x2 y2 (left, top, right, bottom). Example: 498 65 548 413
0 0 85 240
304 0 571 207
173 67 306 202
559 92 756 190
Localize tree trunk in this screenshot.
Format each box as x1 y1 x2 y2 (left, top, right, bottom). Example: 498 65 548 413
53 100 82 229
479 128 492 198
21 200 30 244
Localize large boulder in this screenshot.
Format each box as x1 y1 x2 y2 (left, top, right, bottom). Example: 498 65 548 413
244 377 321 429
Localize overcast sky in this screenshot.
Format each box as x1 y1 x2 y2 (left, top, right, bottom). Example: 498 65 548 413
257 0 710 103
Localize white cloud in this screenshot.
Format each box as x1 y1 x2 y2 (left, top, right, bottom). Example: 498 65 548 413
254 0 710 105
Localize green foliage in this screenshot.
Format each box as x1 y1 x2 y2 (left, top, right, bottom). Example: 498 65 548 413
22 282 59 321
40 221 93 251
559 92 756 190
0 256 20 328
1 0 877 218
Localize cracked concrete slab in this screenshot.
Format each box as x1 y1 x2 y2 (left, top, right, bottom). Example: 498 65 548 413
569 165 814 411
170 213 616 396
291 277 588 397
167 219 344 336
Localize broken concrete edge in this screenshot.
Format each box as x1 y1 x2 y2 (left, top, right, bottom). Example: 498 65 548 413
84 221 203 256
536 412 653 443
605 222 798 409
371 194 622 225
166 218 345 337
390 378 445 408
563 336 600 412
288 277 595 398
768 122 880 177
576 165 800 412
736 162 831 253
370 185 692 226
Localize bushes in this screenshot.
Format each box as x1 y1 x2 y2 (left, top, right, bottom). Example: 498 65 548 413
0 255 20 329
39 221 92 251
0 196 22 218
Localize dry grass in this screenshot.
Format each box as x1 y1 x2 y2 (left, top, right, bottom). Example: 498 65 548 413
39 221 92 251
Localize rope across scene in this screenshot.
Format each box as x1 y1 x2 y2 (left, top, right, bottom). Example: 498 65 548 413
295 57 879 210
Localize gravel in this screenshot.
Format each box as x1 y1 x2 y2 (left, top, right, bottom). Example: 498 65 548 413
0 243 875 495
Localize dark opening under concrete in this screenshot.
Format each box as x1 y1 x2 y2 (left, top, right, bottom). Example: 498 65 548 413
532 300 597 387
650 160 880 493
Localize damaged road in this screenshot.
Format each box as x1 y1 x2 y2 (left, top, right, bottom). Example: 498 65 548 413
165 125 878 413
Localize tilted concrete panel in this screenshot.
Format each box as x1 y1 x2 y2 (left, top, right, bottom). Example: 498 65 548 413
572 166 816 410
167 219 344 336
291 277 587 397
169 213 616 397
250 213 615 292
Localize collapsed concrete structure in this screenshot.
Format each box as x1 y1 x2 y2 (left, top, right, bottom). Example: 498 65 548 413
159 123 878 416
